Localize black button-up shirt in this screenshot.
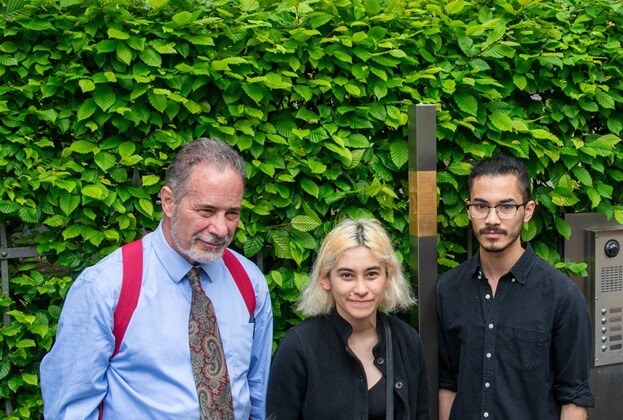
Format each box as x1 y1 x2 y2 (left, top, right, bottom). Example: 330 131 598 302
437 243 594 419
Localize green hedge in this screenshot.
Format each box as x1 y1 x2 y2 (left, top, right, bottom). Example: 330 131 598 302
1 0 622 417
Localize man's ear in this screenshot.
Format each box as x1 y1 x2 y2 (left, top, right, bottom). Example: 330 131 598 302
160 186 175 218
523 199 536 223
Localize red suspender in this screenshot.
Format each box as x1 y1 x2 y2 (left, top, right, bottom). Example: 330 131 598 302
223 248 256 317
112 239 143 357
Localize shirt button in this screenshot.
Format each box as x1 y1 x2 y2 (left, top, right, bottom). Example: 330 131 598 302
511 278 516 282
395 382 403 389
484 412 489 418
485 382 490 388
488 323 494 329
486 353 492 358
485 294 491 299
376 357 384 365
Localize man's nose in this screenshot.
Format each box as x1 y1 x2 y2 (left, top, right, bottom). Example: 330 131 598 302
485 206 501 223
208 213 229 237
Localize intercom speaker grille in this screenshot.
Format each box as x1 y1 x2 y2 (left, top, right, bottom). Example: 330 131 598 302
600 265 623 293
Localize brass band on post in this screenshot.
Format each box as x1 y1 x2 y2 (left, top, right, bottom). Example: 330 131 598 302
408 170 437 237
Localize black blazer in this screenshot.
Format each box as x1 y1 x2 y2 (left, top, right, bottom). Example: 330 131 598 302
267 308 430 419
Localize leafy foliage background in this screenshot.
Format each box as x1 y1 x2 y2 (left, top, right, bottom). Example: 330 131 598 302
0 0 622 416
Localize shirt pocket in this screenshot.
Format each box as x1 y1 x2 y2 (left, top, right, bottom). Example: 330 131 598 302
222 323 254 378
502 325 546 371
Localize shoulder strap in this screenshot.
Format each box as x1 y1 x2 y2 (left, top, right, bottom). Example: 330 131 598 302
223 248 256 318
112 239 143 358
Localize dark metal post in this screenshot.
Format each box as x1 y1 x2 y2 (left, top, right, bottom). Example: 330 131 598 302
408 104 438 419
1 222 39 416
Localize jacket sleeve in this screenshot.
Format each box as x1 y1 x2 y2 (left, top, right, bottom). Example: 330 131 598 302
436 279 458 392
266 329 308 419
551 282 595 408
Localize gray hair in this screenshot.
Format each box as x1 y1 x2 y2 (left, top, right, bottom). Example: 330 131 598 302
165 137 246 197
297 218 416 316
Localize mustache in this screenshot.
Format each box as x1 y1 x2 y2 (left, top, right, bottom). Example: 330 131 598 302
194 234 228 245
479 227 507 235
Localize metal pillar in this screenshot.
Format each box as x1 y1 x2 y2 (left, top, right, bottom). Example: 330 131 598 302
1 222 39 416
408 104 438 419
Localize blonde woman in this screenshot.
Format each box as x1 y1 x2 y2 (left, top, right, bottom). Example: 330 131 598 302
267 218 429 419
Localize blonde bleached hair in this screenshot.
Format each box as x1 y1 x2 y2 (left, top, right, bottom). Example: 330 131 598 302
297 218 416 316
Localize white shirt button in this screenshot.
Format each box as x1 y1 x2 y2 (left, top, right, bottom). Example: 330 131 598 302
486 352 492 358
511 278 516 282
488 323 494 329
485 382 490 388
484 412 489 418
485 293 491 299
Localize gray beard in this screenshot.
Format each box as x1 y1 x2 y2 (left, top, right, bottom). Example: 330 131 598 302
170 211 226 264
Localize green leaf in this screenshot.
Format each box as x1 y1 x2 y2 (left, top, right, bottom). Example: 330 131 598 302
489 111 512 131
59 193 80 216
306 12 333 29
82 184 108 200
291 215 321 232
119 142 136 158
458 36 477 57
79 79 95 93
94 152 117 171
555 217 572 240
269 270 283 287
389 140 409 169
16 339 36 349
571 166 592 187
116 42 133 65
513 74 527 90
76 98 98 121
445 0 465 14
0 201 19 214
69 140 97 154
22 373 38 386
243 235 264 257
300 179 320 198
141 175 161 187
140 48 162 67
596 89 615 109
138 198 154 216
0 362 9 381
148 90 168 112
172 11 194 25
43 214 67 227
454 93 478 117
269 229 292 259
108 28 129 40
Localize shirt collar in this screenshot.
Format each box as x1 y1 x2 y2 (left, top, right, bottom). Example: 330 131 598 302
469 242 537 286
152 221 195 284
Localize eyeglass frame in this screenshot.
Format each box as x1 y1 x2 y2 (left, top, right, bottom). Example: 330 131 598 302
465 201 530 219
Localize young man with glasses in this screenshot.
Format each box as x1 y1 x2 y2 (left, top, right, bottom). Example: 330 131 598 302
436 154 594 420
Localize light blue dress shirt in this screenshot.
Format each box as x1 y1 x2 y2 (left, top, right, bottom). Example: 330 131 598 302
40 222 273 419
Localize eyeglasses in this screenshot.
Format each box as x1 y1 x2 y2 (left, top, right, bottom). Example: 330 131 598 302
465 202 528 219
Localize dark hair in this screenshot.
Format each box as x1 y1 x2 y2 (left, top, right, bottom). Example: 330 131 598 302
468 154 532 201
165 137 246 197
